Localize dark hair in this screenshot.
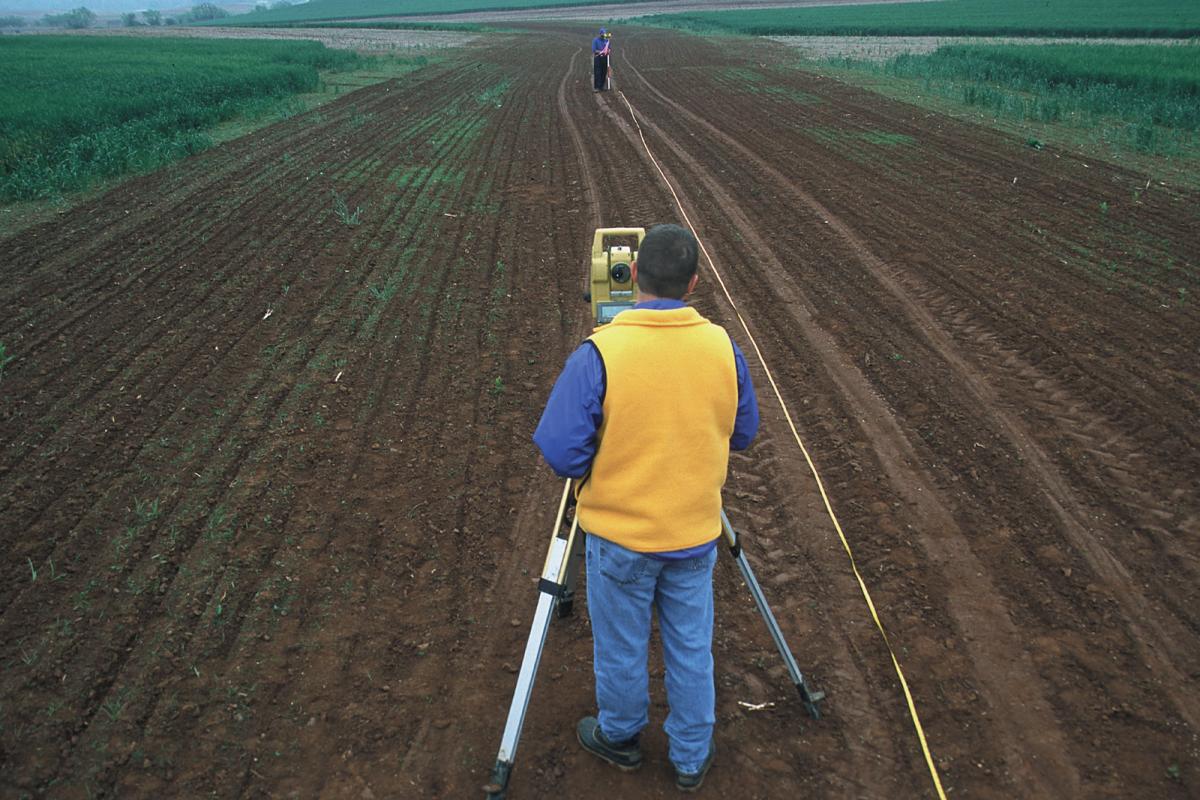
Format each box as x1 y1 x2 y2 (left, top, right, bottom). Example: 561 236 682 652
636 224 698 298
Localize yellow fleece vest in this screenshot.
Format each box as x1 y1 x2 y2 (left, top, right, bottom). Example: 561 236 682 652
578 306 738 552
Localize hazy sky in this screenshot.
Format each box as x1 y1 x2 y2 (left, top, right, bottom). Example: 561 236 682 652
1 0 250 15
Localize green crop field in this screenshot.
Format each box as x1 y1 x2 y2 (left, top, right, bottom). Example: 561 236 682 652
223 0 650 26
889 44 1200 138
0 36 362 202
642 0 1200 38
814 43 1200 160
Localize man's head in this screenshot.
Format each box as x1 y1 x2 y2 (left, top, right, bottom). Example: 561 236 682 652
599 27 606 36
633 224 699 299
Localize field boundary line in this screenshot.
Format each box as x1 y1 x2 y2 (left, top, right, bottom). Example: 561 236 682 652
614 88 948 800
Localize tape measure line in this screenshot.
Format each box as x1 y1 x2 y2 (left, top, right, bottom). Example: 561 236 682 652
616 90 947 800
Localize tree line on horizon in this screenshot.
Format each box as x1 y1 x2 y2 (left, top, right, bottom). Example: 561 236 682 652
0 3 232 28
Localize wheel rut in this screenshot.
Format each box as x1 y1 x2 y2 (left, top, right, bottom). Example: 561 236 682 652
617 48 1200 737
598 66 1078 796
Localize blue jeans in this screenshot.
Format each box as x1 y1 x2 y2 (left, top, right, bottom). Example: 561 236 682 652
586 533 717 774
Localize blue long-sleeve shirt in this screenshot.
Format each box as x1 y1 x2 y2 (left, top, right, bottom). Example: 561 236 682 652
592 36 610 56
533 299 759 558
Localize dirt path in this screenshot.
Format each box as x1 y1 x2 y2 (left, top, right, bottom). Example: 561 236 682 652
1 25 1196 799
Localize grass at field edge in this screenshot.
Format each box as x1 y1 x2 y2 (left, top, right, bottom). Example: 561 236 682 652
789 52 1200 190
0 55 434 240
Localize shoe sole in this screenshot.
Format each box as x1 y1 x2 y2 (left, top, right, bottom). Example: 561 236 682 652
576 728 643 772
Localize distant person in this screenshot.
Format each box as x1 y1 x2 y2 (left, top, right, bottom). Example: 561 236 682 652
592 28 611 92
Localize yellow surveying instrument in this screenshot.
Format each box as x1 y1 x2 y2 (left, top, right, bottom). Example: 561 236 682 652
484 228 824 800
585 227 644 324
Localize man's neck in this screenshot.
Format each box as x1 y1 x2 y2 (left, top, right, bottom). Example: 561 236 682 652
636 292 685 303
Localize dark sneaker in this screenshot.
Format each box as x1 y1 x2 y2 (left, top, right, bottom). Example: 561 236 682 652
576 716 642 771
675 741 715 792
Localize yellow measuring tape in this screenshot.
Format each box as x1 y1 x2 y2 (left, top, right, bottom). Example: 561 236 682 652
616 89 948 800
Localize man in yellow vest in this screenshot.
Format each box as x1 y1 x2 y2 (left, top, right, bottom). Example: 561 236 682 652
533 224 759 791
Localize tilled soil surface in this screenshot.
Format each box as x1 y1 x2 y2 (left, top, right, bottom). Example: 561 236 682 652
2 26 1197 800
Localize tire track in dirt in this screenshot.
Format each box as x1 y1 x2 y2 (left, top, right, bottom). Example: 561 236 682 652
617 47 1200 740
699 51 1199 457
702 52 1200 462
601 27 1197 796
527 39 922 798
589 71 1067 796
628 31 1200 724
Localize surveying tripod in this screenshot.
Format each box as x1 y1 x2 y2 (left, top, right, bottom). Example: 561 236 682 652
484 480 825 799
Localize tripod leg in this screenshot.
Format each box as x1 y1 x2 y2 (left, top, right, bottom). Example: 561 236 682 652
720 510 825 719
485 584 558 799
485 482 580 799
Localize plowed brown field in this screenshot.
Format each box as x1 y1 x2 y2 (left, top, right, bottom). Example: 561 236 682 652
2 26 1197 800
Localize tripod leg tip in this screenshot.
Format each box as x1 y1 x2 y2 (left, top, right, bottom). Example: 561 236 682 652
806 690 826 719
485 760 512 799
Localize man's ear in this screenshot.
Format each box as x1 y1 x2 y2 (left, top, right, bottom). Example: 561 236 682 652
686 272 699 296
630 260 638 285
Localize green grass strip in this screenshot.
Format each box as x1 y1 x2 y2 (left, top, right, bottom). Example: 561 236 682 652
0 36 363 202
888 44 1200 131
641 0 1200 38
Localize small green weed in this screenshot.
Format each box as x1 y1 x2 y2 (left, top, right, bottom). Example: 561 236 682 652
0 342 15 380
489 376 505 396
18 639 38 666
133 497 161 526
368 282 396 303
72 579 98 612
477 78 512 107
332 190 362 226
100 693 127 723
